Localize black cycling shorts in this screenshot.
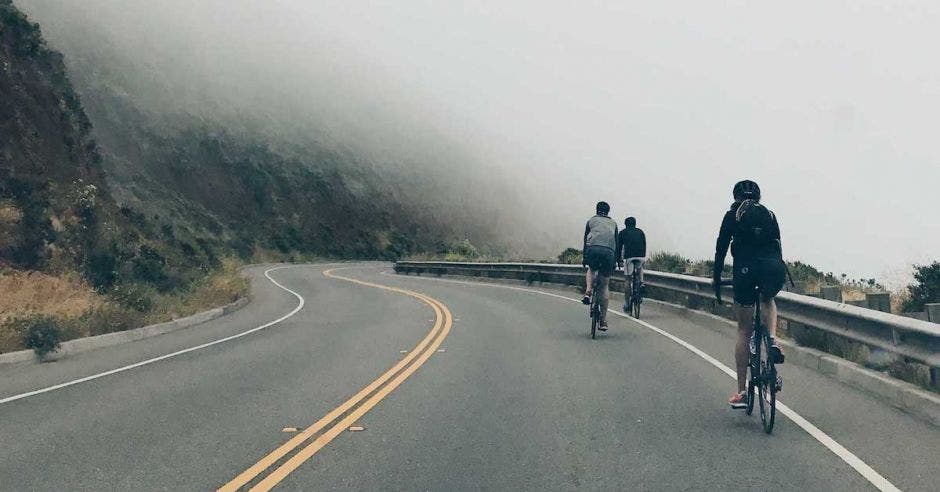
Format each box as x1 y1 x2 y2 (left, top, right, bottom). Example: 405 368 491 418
584 245 616 277
733 258 785 306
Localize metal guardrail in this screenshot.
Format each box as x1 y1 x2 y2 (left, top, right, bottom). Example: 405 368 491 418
394 261 940 375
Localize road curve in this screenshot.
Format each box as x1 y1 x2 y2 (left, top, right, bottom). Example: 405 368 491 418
0 263 937 490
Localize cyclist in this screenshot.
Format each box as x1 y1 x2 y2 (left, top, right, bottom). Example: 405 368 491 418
712 180 786 409
581 201 618 331
616 216 647 311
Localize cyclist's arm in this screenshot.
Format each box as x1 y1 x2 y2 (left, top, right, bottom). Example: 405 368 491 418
614 223 620 256
713 212 734 280
615 231 623 260
583 222 590 251
582 221 590 265
770 211 782 255
639 230 647 258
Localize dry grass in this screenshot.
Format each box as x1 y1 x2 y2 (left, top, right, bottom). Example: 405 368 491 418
0 258 249 354
144 257 249 322
0 270 104 352
0 270 103 324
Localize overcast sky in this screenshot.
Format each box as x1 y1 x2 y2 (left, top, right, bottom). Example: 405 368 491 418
22 1 940 284
296 0 939 283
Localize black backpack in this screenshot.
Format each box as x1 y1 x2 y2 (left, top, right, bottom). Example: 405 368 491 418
734 200 777 249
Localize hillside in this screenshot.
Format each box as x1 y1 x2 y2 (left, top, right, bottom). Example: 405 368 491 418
14 0 528 263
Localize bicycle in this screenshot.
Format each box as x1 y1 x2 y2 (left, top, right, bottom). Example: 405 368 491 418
718 279 779 434
624 260 643 319
589 272 603 339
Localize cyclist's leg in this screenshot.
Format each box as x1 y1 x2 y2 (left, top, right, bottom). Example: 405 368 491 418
757 257 787 357
623 266 631 311
597 249 615 323
761 298 778 337
598 274 610 322
623 260 635 298
585 266 595 296
735 305 755 392
733 263 759 393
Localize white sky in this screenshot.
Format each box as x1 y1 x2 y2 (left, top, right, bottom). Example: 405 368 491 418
20 1 940 283
295 1 939 282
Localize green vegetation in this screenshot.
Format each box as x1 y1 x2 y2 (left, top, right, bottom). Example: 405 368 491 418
12 315 62 357
903 261 940 312
646 252 692 274
556 248 582 265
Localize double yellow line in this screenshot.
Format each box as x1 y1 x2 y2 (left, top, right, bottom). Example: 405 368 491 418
219 268 453 491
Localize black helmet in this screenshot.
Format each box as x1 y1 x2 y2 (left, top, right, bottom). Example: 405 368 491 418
732 180 761 201
625 217 636 227
596 201 610 215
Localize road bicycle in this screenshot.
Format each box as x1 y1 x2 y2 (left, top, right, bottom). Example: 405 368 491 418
589 272 603 339
624 260 643 319
719 279 780 434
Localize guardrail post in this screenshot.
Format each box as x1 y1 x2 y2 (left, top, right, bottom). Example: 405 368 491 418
821 286 842 303
926 303 940 323
866 293 891 313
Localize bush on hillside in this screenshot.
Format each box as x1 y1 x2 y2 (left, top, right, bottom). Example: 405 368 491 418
109 283 156 312
647 252 691 274
903 261 940 312
14 315 62 357
557 247 582 265
442 239 480 261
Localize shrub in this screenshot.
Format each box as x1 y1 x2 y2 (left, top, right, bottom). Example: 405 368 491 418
647 252 691 274
109 283 156 312
85 249 118 291
442 239 480 260
132 245 169 287
688 259 730 278
15 315 62 357
557 247 582 264
903 261 940 312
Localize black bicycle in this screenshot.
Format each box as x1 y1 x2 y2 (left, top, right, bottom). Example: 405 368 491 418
589 273 603 339
624 260 643 319
719 279 778 434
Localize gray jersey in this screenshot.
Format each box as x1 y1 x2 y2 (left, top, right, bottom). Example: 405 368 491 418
584 215 618 251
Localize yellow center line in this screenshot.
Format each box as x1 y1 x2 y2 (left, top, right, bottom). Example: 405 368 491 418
219 267 453 491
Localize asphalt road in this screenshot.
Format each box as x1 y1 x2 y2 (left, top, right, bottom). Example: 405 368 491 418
0 263 937 491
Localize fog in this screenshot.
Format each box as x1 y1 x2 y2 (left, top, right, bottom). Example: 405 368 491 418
19 1 940 282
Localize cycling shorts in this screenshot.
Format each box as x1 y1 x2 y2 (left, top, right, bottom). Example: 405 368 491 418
733 258 786 306
624 257 645 276
584 245 615 277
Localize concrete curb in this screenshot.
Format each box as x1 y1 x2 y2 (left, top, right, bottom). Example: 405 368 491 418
0 296 251 366
396 270 940 427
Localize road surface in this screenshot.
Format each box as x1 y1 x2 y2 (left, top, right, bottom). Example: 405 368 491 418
0 263 937 490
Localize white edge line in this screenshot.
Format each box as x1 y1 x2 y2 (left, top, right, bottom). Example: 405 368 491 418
0 264 314 405
385 271 901 492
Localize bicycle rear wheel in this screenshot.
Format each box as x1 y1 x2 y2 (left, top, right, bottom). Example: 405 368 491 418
758 331 777 433
746 334 758 415
632 294 641 318
759 331 777 434
591 306 598 339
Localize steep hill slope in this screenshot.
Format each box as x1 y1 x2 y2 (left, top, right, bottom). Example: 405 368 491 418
15 0 529 262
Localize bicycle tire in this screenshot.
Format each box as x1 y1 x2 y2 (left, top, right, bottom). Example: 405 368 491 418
760 331 777 433
746 334 758 416
745 376 756 415
632 296 641 318
591 305 598 339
